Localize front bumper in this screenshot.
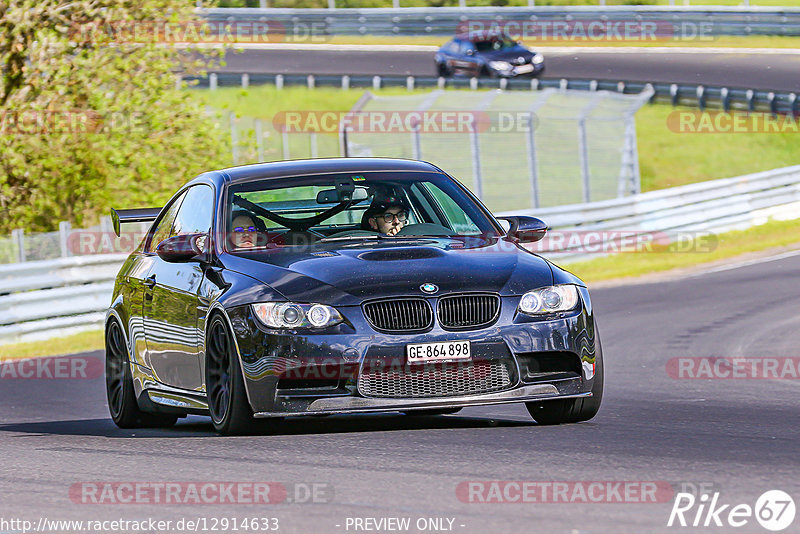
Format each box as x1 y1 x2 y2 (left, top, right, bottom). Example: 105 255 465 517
492 63 545 78
226 289 599 416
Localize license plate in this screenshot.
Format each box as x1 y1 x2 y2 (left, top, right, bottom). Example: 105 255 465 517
407 341 471 364
515 64 534 74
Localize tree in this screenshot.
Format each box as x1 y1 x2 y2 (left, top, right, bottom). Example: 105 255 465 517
0 0 230 232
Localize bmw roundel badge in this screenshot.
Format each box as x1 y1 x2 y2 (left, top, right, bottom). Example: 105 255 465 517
420 283 439 294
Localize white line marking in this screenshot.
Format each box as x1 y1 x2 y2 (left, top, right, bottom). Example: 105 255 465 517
181 42 800 55
688 248 800 278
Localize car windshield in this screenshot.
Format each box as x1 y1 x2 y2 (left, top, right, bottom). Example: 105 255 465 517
474 39 517 52
224 171 500 251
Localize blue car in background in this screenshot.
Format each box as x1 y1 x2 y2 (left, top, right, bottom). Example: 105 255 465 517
435 35 545 78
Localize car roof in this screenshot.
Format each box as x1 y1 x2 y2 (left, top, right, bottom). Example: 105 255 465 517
215 158 445 185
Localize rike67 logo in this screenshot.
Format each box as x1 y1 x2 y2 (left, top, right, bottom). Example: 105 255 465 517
668 490 795 531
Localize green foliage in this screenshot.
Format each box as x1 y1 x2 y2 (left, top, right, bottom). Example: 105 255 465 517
0 0 230 233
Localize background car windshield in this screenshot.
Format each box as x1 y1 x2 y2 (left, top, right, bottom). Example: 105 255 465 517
474 39 516 52
225 171 498 250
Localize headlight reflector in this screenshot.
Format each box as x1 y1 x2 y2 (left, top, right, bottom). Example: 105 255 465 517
518 285 579 315
252 302 343 329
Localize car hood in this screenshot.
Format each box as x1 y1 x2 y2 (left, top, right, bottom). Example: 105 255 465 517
221 236 554 306
480 47 534 62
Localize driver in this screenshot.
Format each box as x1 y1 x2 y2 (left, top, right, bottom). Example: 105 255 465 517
363 198 409 236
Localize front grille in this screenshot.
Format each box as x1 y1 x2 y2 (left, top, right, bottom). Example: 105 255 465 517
363 298 433 332
358 360 513 398
438 294 500 330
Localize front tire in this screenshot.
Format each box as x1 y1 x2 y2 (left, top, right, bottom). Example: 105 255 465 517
436 61 451 77
206 314 256 435
526 341 604 425
105 320 177 429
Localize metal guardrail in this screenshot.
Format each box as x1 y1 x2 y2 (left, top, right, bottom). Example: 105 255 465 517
499 164 800 262
0 254 126 345
203 6 800 37
2 165 800 345
190 72 800 115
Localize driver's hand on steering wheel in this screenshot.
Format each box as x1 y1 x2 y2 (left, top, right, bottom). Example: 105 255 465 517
385 225 401 237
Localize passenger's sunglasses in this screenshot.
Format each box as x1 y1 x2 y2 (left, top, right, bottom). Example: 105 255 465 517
375 211 408 223
233 226 257 232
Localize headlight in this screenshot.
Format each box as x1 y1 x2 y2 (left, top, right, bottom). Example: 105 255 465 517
518 285 580 315
532 53 544 65
252 302 344 329
489 60 512 71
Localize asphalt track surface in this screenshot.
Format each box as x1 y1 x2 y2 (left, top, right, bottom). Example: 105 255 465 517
219 47 800 92
2 252 800 533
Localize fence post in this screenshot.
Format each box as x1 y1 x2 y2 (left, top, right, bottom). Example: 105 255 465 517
229 112 239 165
577 117 591 203
411 126 422 160
241 73 249 89
469 129 483 200
525 113 539 209
12 229 25 263
340 127 350 157
328 0 335 8
255 118 264 162
282 129 290 160
209 73 218 91
260 0 267 7
276 74 284 90
310 131 319 158
59 221 72 258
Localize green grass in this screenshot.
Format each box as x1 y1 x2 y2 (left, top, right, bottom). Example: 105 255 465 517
0 329 104 361
565 217 800 283
635 105 800 191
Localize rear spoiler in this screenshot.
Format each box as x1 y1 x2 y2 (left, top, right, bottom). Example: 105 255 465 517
110 207 161 237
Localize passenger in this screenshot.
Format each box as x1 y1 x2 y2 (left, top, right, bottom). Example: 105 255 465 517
231 212 261 248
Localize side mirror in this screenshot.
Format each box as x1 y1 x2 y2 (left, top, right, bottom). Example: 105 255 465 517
156 233 208 263
498 216 547 243
466 49 475 56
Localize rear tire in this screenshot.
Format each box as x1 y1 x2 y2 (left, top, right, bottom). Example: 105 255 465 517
526 340 604 425
105 320 177 429
206 314 256 435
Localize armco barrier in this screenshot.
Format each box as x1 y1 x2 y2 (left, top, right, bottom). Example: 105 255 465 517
203 6 800 38
188 74 799 116
0 254 126 345
2 165 800 344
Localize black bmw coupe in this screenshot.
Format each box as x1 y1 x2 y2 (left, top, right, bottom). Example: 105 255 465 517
435 35 545 78
106 158 602 434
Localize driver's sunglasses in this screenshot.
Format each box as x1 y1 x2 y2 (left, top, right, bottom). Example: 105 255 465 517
233 226 257 232
378 211 408 223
